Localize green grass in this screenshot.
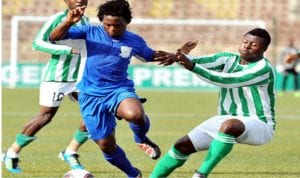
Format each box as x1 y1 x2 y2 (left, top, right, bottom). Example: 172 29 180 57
2 88 300 178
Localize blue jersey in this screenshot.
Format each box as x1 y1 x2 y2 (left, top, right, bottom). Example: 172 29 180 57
64 25 155 96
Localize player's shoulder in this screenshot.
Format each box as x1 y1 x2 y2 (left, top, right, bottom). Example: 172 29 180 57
47 10 68 24
214 51 238 58
124 30 144 41
262 57 275 69
81 15 90 24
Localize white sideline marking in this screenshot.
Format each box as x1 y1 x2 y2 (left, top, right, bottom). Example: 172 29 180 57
2 112 299 120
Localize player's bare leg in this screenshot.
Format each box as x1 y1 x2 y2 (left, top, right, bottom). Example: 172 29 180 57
59 92 89 170
95 132 142 177
117 98 161 160
3 106 58 173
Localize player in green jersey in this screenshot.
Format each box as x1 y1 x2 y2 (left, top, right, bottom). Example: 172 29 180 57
2 0 90 173
151 28 275 178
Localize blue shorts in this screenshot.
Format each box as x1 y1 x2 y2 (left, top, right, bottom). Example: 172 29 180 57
78 88 139 141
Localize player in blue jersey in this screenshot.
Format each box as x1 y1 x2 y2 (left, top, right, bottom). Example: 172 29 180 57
49 0 173 177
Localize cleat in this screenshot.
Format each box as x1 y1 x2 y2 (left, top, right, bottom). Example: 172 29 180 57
137 138 161 160
134 167 142 178
2 152 21 173
139 98 147 104
192 171 207 178
59 150 84 170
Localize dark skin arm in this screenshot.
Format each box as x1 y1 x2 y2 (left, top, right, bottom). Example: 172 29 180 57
176 50 195 70
50 6 86 41
154 40 199 66
285 53 300 64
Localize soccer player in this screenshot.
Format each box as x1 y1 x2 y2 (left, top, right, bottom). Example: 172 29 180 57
3 0 90 173
49 0 171 177
277 38 299 94
151 28 276 178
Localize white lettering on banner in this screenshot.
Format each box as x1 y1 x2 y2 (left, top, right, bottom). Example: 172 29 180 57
133 68 152 86
191 74 213 87
173 69 190 87
2 64 42 86
1 66 12 84
153 68 172 86
132 66 214 88
22 66 41 84
2 64 215 89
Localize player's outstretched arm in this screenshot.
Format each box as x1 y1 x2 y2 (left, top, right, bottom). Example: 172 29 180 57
153 40 199 66
153 51 177 66
177 40 199 54
285 53 300 64
50 6 86 41
176 51 195 70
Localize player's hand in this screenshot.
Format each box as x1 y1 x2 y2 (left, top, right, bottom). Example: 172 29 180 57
154 51 178 66
71 48 80 54
177 40 199 54
285 54 298 64
176 50 195 70
66 6 86 24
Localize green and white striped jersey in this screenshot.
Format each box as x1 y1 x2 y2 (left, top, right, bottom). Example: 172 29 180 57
32 9 89 82
188 52 276 129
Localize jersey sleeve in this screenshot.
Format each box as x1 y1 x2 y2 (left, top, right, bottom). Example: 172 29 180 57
32 14 72 55
64 25 89 40
187 52 236 71
133 36 155 62
191 58 273 88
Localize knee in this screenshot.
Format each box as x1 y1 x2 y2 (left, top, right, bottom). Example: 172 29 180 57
123 109 144 124
219 119 245 137
174 135 196 154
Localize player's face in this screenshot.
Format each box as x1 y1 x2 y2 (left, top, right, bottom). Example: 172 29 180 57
102 15 128 38
238 34 266 63
65 0 88 10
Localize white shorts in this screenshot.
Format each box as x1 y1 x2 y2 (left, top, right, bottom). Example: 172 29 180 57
188 115 275 151
39 82 78 107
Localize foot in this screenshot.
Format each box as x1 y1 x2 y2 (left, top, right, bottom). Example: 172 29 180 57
134 167 142 178
139 98 147 104
59 150 84 170
192 171 207 178
137 138 161 160
2 152 21 173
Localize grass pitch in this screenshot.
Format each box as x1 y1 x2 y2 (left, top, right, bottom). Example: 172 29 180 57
2 88 300 178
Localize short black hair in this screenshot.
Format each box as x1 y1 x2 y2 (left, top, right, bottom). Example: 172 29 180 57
245 28 271 48
97 0 132 24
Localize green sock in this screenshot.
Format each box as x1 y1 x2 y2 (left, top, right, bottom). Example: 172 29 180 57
16 133 37 148
73 129 89 144
198 132 235 176
150 146 189 178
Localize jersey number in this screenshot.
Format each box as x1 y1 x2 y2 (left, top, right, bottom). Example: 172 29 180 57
52 92 65 102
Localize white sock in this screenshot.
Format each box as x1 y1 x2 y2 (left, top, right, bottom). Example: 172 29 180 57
65 147 77 155
6 149 19 158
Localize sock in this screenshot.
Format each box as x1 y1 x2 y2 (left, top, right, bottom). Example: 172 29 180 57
129 115 150 143
65 148 77 155
150 146 189 178
103 145 138 177
6 149 19 158
198 132 235 176
16 133 36 148
73 129 89 144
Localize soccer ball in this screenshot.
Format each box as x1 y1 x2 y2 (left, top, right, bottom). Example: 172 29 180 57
63 169 94 178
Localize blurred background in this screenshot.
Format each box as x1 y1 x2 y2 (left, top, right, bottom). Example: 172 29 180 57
2 0 300 90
